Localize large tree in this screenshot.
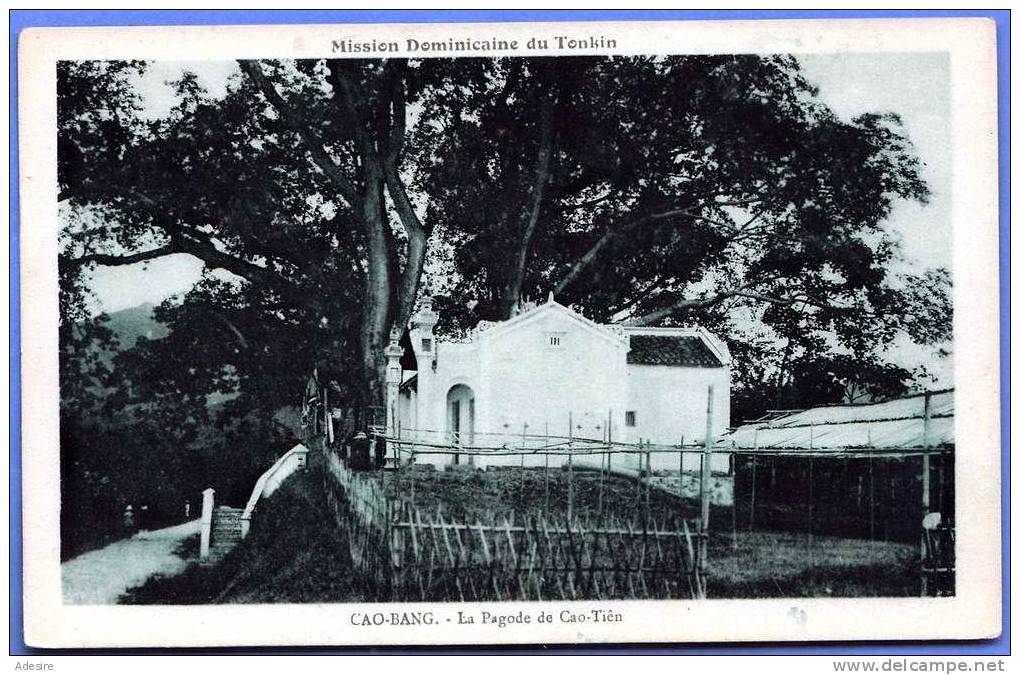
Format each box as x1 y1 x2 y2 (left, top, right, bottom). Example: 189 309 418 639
59 54 950 423
418 55 950 414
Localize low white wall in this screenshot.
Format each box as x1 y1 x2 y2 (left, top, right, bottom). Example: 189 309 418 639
239 444 309 538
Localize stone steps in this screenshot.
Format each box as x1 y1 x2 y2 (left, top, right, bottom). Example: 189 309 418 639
202 506 245 564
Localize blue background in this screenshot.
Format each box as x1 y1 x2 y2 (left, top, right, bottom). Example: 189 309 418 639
8 8 1010 656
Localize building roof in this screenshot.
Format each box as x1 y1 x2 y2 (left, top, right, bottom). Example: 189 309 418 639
405 296 729 369
472 298 630 349
719 389 954 451
399 372 418 393
399 330 418 371
626 334 724 367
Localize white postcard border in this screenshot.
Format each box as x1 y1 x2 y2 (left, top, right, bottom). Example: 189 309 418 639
18 17 1002 648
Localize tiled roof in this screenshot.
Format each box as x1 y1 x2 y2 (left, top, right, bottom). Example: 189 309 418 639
627 334 723 367
399 373 418 392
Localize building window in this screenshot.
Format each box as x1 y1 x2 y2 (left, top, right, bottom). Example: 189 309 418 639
421 338 433 353
546 332 565 348
625 411 637 427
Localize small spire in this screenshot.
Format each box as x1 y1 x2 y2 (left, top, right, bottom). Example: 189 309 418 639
547 291 555 303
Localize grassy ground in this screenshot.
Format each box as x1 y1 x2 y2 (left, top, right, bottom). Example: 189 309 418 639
123 462 925 602
381 464 707 525
708 530 918 598
120 468 363 604
385 465 922 598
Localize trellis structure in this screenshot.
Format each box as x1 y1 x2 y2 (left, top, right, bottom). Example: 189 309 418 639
720 389 956 596
313 384 955 598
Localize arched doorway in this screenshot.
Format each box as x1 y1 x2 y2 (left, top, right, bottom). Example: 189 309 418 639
446 384 475 463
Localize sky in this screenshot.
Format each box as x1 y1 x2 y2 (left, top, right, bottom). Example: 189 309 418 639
79 52 953 383
797 52 951 272
796 53 952 385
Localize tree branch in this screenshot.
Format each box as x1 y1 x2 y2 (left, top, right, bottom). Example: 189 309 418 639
503 97 555 316
560 187 615 213
628 287 859 326
209 311 249 350
67 232 288 291
610 273 669 317
376 60 430 330
238 60 362 209
68 245 179 268
553 207 696 297
384 60 408 167
384 163 429 329
174 234 286 287
325 60 380 164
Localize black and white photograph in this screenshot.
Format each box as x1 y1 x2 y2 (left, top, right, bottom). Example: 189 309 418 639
19 17 1001 648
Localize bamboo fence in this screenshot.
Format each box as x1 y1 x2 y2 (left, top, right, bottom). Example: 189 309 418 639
323 451 391 596
323 449 706 601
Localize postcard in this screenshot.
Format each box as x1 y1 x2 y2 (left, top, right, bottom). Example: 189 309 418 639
18 16 1001 647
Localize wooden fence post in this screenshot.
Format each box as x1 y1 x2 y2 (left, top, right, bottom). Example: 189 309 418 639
749 429 759 532
607 410 613 473
542 424 550 513
922 391 932 516
699 385 714 593
199 487 215 559
567 412 575 523
806 425 814 555
520 423 527 504
868 426 876 540
921 390 932 596
380 434 387 507
597 419 606 520
731 466 738 551
807 456 814 556
644 443 652 531
636 438 644 514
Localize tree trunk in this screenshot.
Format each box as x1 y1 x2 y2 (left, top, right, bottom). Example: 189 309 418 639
384 163 429 331
499 98 555 319
242 59 427 407
360 168 392 407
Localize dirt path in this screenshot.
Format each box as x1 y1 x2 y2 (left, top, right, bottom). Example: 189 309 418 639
62 519 201 604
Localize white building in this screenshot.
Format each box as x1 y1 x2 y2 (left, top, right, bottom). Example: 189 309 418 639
396 296 731 473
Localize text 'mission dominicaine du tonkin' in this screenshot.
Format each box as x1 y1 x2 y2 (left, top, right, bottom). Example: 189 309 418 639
332 34 618 55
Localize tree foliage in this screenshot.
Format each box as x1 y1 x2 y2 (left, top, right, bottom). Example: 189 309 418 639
57 55 952 532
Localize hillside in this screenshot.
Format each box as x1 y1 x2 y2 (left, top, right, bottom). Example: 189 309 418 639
74 302 169 375
102 302 169 349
